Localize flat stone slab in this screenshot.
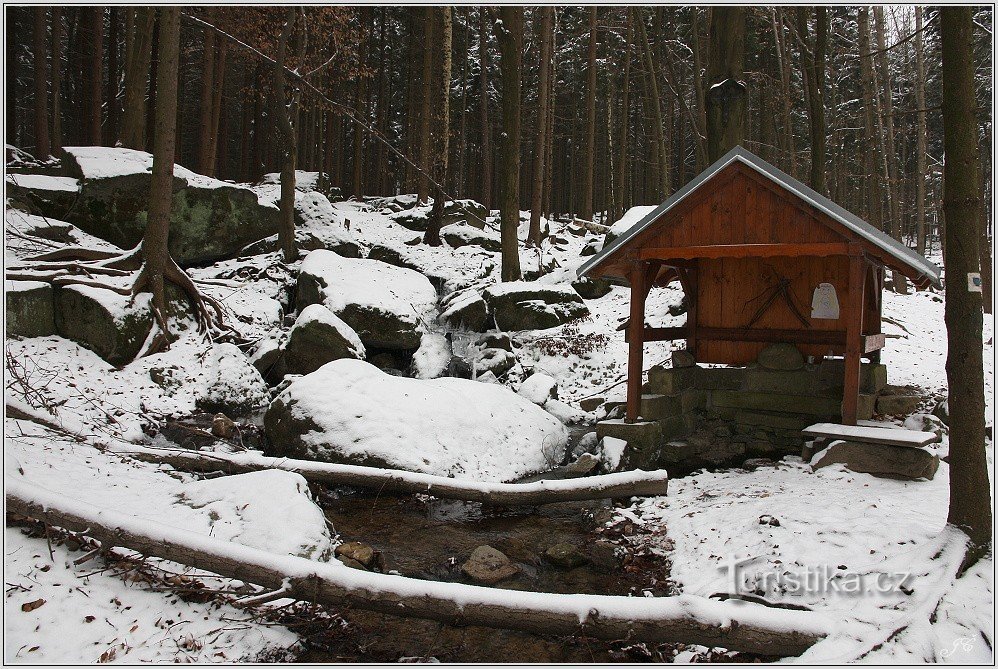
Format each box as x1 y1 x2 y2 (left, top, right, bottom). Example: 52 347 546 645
803 422 940 448
810 439 939 480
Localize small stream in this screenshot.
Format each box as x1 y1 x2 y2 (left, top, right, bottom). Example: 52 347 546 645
293 487 676 663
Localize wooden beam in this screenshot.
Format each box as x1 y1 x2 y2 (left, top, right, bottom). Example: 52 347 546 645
863 333 886 353
626 326 688 343
626 263 647 423
697 326 846 346
638 243 851 261
841 249 868 425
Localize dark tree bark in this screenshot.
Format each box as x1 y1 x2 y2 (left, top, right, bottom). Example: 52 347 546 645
424 6 452 246
705 7 746 162
528 6 554 246
83 7 104 146
940 6 992 567
145 17 159 153
914 6 928 256
144 7 181 339
579 7 598 222
7 10 18 145
50 8 62 151
613 10 632 223
272 8 300 263
121 8 154 150
352 7 370 199
858 8 881 229
634 8 669 200
796 7 826 194
106 8 119 145
495 6 522 282
32 7 50 158
198 29 216 173
416 8 433 203
479 8 492 210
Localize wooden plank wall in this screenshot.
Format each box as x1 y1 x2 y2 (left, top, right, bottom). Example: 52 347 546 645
639 165 863 365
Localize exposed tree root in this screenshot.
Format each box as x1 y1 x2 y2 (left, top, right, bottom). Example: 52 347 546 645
7 243 231 358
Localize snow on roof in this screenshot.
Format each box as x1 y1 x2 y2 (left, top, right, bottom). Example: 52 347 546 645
578 146 941 287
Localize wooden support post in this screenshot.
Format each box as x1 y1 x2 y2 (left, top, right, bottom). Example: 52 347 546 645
842 247 867 425
626 262 647 423
684 265 698 356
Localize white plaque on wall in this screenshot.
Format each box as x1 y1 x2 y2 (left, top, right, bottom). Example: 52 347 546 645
811 282 840 319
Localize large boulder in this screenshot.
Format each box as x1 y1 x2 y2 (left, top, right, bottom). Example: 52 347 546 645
282 304 365 375
388 198 489 232
810 440 939 480
52 285 166 366
412 332 451 379
197 343 271 417
6 280 56 337
482 281 589 331
296 250 438 351
5 174 81 217
263 359 568 481
571 276 612 299
438 288 489 332
56 146 278 266
441 222 501 252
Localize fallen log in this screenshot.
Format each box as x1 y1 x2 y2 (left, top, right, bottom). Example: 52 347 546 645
6 477 829 656
106 444 669 505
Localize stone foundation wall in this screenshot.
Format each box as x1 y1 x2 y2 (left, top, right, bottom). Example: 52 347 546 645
597 344 888 474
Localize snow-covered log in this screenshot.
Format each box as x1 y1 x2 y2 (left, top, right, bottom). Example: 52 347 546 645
6 477 828 655
108 444 669 505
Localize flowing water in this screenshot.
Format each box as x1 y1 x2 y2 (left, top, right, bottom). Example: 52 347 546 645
288 488 676 663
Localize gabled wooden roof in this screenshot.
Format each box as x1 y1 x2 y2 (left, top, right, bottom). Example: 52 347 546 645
578 147 942 288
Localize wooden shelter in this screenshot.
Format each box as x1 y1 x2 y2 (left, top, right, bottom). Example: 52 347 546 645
579 147 941 426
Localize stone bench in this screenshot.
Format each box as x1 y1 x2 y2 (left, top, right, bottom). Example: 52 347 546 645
802 422 941 480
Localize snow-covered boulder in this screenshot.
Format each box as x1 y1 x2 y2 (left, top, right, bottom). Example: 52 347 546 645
55 146 278 266
197 343 270 417
441 222 501 252
439 288 489 332
241 190 360 258
482 281 589 331
282 304 365 375
178 469 333 559
518 373 558 405
571 276 612 299
412 332 451 379
6 280 56 338
263 359 568 481
476 348 516 378
388 198 489 232
53 283 188 366
297 250 438 351
6 173 80 216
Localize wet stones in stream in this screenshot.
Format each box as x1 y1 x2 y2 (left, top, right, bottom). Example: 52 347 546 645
461 545 519 584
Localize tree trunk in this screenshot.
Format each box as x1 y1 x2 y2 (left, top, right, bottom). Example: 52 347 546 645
579 7 598 222
634 8 669 199
914 6 928 256
479 8 492 211
106 8 119 145
874 6 908 294
111 443 670 505
50 8 62 151
796 7 826 194
143 6 180 334
528 6 554 246
272 8 299 263
705 7 746 163
145 17 159 153
940 6 992 567
32 7 50 158
858 8 881 229
614 11 631 223
417 8 434 203
424 6 452 246
121 8 153 150
495 6 522 282
8 477 826 657
7 10 18 145
352 8 370 199
198 29 216 173
83 7 104 145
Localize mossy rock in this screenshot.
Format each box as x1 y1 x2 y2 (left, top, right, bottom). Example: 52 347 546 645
6 281 56 338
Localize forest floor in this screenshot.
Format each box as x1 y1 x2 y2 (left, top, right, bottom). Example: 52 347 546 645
3 164 994 663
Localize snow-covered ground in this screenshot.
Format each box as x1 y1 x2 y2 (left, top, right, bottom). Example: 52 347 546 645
4 169 994 663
